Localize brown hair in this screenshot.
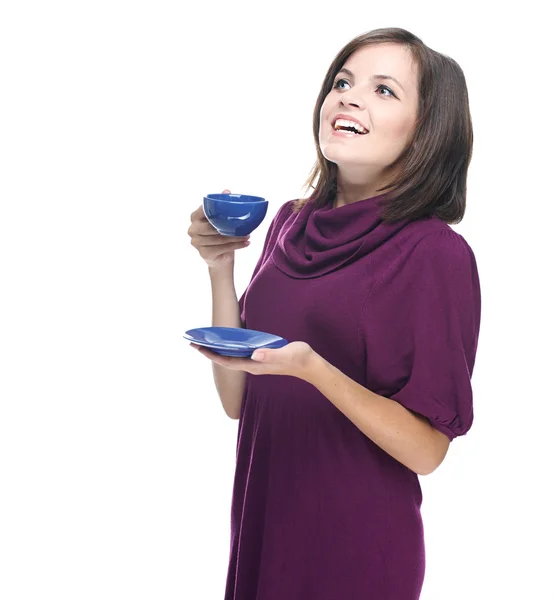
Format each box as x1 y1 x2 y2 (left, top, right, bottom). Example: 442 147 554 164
293 27 473 224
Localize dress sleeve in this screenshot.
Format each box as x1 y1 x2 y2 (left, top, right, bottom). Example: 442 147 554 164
377 231 481 441
238 201 292 327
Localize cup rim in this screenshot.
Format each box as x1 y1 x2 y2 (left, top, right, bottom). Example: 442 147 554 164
204 194 267 204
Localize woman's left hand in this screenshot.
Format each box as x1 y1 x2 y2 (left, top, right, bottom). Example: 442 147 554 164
190 341 319 381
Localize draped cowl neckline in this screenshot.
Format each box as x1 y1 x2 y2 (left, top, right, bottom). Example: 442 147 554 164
271 194 412 279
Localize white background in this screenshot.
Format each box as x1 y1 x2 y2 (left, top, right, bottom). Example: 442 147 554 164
1 1 553 598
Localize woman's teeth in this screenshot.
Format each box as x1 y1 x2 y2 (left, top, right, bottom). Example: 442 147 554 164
333 118 369 134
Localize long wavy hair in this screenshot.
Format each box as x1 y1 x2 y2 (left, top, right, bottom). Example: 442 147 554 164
293 27 473 224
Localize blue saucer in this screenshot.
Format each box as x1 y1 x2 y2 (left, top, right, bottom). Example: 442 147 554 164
184 326 289 357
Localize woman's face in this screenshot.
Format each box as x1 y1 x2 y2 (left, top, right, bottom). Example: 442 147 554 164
319 43 419 185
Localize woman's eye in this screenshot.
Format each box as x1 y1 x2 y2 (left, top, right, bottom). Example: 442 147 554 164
376 84 395 98
333 79 396 98
333 78 349 90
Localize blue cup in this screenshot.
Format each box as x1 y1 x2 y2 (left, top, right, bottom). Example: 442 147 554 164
203 193 268 237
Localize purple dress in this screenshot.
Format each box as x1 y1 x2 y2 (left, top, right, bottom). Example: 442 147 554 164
226 195 481 600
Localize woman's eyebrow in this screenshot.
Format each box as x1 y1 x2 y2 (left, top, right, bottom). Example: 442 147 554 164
337 67 405 92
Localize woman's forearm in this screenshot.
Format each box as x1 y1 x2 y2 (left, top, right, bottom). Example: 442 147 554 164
208 262 246 419
304 353 450 475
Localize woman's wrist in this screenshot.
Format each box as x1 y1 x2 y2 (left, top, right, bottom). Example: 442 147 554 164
208 260 235 279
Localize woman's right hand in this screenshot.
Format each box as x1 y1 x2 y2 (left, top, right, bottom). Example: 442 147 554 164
188 189 251 270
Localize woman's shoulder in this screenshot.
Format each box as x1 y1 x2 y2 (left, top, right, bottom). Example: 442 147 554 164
382 216 480 293
402 216 476 263
257 199 298 254
266 199 296 225
265 199 301 237
277 199 296 218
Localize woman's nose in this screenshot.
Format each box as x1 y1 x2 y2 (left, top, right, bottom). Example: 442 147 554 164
340 89 366 110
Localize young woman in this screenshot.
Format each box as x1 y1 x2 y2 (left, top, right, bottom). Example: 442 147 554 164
188 27 480 600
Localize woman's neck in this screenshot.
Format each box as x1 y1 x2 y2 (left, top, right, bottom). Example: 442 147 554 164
334 187 381 208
